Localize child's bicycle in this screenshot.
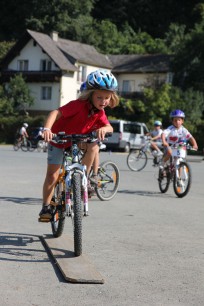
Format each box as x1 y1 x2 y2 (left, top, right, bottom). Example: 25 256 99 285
43 132 119 257
127 137 163 171
158 142 196 198
13 136 34 152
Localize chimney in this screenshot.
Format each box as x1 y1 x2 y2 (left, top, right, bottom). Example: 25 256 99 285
51 31 58 42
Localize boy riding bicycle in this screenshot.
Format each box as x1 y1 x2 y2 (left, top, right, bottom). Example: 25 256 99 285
160 109 198 169
146 120 163 156
39 70 119 221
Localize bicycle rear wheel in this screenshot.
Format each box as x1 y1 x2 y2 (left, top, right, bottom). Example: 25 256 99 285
73 172 83 256
127 150 148 171
173 161 192 198
96 161 120 201
158 167 171 193
51 181 66 237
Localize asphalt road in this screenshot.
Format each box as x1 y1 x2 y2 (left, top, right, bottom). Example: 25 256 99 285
0 146 204 306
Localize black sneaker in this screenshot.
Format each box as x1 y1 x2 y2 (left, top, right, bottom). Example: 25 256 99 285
39 205 52 220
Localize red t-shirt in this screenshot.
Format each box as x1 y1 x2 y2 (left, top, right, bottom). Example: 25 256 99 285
51 99 110 148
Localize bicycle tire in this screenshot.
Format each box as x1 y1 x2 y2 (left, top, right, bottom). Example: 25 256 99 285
96 161 120 201
13 140 20 151
21 142 29 151
73 172 83 256
51 182 66 237
127 150 148 171
28 140 35 152
173 161 192 198
158 167 171 193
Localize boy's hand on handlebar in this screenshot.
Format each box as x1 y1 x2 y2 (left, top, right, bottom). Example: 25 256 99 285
96 128 109 141
42 129 53 142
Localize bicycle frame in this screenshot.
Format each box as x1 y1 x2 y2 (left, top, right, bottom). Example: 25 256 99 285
64 156 89 216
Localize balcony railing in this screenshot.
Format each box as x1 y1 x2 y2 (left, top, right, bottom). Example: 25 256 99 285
0 70 62 83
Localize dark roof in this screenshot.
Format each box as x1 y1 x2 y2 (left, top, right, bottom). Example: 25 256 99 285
56 38 112 68
27 30 77 71
108 54 172 73
0 29 112 71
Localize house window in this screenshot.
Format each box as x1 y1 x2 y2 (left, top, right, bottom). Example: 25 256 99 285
122 80 135 93
41 86 52 100
77 65 87 82
166 72 173 84
17 60 29 71
40 60 52 71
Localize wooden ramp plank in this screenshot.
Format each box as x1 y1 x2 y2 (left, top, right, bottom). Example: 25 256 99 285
41 234 104 284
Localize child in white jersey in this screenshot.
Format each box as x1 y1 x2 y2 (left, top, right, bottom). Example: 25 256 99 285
160 109 198 168
147 120 163 156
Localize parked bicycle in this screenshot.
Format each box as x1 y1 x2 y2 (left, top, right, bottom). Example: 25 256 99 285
158 142 195 197
13 136 34 152
36 140 48 152
127 137 163 171
43 132 119 257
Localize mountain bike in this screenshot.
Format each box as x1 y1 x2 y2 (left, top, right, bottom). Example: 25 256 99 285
62 141 120 201
13 136 34 152
127 137 163 171
46 132 119 257
158 143 195 198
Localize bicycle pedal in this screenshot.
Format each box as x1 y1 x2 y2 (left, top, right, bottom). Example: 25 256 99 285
38 217 51 223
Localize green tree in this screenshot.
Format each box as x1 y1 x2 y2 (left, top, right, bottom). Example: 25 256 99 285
1 74 34 116
0 41 15 61
172 19 204 91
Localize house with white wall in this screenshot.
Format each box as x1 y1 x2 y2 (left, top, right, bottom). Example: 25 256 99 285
0 29 172 115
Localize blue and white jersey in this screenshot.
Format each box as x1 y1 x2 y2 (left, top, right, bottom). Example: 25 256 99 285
163 125 192 144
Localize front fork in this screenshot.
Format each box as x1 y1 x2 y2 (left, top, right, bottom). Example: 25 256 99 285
65 163 89 217
175 158 187 181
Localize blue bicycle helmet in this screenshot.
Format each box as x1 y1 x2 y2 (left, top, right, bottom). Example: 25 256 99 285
154 120 162 126
86 70 118 91
170 109 185 118
80 81 87 92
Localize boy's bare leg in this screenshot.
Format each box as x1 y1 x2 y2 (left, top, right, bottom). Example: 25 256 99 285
82 142 99 175
43 164 61 205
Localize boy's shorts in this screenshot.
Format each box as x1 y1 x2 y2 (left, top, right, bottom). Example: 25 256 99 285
47 143 64 165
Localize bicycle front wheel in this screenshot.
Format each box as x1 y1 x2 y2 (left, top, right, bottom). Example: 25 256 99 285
73 172 83 256
96 161 120 201
173 161 192 198
127 150 148 171
21 141 28 151
51 181 66 237
28 140 35 152
13 140 20 151
158 167 171 193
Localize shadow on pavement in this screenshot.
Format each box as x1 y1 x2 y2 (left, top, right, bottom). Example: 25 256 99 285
0 232 66 282
0 196 41 205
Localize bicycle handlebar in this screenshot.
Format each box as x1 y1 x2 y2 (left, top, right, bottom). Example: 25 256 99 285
170 142 197 151
52 131 112 143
